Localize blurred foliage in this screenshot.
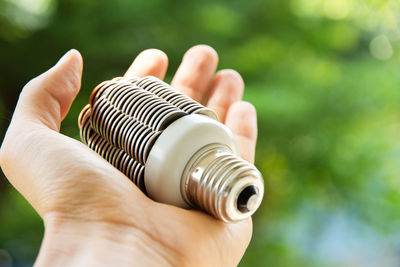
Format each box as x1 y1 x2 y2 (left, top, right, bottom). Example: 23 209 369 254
1 0 400 266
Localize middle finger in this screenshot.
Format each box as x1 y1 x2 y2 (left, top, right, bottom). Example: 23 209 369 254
171 45 219 103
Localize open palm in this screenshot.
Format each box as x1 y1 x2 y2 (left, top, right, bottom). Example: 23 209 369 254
0 45 258 266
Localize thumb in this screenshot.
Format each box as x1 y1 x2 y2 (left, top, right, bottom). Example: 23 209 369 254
14 49 83 131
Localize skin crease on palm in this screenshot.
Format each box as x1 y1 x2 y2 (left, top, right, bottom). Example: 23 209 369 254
0 45 259 266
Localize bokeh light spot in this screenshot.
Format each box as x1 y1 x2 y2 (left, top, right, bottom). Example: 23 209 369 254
369 35 393 61
7 0 53 15
323 0 350 20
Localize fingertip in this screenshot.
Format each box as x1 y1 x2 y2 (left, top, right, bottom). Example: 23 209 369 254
140 48 169 67
57 49 83 73
125 49 168 79
172 45 219 102
16 49 84 130
67 49 83 62
214 69 244 89
181 45 219 77
226 101 257 140
48 49 83 99
69 49 83 70
183 45 219 67
231 101 257 117
207 69 244 122
44 50 83 98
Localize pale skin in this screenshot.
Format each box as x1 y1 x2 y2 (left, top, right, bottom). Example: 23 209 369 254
0 45 258 266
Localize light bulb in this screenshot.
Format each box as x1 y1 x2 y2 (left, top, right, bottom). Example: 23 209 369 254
78 76 264 222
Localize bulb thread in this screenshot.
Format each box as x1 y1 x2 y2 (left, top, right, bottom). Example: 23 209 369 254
183 144 263 222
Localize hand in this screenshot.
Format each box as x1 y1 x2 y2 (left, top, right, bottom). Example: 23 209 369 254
0 45 258 266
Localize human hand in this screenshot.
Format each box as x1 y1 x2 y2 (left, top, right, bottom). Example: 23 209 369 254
0 45 258 266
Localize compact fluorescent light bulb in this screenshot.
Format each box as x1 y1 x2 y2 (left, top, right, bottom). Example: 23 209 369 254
78 76 264 222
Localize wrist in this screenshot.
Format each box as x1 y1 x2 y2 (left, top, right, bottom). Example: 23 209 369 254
35 213 184 267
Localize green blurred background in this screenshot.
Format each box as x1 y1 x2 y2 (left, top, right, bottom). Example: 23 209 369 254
1 0 400 266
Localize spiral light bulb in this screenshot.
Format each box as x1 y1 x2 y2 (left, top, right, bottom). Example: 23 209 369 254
78 76 264 222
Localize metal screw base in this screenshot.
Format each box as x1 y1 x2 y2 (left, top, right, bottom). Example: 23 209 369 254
182 144 264 222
